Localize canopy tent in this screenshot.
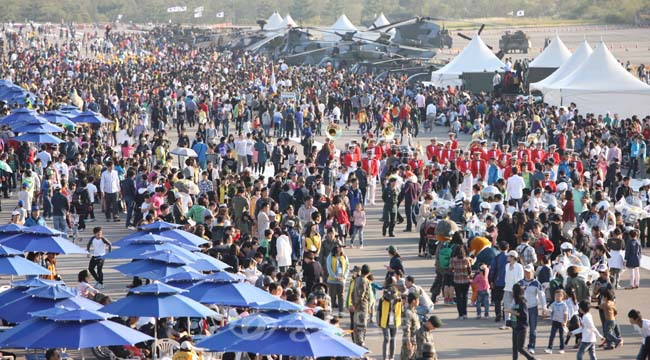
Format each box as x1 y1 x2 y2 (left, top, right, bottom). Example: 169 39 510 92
323 14 358 42
283 14 297 28
527 35 572 84
429 35 506 88
265 12 284 31
530 40 593 92
541 42 650 118
359 12 395 41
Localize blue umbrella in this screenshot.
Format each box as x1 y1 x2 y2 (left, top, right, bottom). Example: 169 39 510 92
114 259 198 280
138 221 182 231
12 117 64 133
196 323 367 357
0 245 51 276
140 249 198 265
158 229 210 247
71 111 112 124
0 308 152 350
0 284 80 323
105 242 197 260
0 224 29 234
118 229 207 247
29 296 103 318
14 132 64 144
191 252 230 272
23 225 64 236
161 270 209 289
255 299 305 313
112 233 177 247
187 281 278 307
0 279 63 306
202 271 245 283
101 283 218 318
0 108 40 126
0 233 86 254
41 110 75 126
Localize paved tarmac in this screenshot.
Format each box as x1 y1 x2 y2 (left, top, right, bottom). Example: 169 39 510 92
0 122 648 359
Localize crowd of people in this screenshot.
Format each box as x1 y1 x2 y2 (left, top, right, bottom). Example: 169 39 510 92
0 22 649 360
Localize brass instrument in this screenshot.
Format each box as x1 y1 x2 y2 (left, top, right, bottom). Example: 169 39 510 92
382 124 395 141
326 123 342 140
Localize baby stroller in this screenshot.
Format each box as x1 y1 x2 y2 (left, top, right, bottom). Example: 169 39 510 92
308 283 332 319
423 218 438 259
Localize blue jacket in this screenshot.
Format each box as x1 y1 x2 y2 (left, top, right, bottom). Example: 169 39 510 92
489 252 508 287
348 188 363 214
192 142 208 163
487 164 499 185
625 238 641 268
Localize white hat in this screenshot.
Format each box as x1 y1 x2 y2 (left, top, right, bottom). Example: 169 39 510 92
556 182 568 193
524 264 535 272
507 250 519 258
180 341 193 351
53 184 62 190
560 242 574 251
11 210 20 216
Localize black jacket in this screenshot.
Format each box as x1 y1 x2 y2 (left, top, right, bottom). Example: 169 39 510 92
51 191 69 217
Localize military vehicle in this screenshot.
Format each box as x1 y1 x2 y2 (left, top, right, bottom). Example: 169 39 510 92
499 30 531 54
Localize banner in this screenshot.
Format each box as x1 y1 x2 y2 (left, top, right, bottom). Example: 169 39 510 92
216 11 225 18
507 11 514 16
194 11 203 18
167 6 187 13
516 10 525 16
194 6 204 13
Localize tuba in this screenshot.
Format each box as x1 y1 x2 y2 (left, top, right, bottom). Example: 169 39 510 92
326 123 342 140
382 123 395 141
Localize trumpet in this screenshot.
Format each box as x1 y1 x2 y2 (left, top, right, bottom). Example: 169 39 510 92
326 123 342 140
382 124 395 141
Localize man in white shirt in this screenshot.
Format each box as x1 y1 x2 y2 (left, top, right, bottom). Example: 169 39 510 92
628 309 650 359
506 167 526 209
234 133 248 171
100 161 121 222
492 71 502 96
36 145 52 170
53 155 69 181
426 103 437 132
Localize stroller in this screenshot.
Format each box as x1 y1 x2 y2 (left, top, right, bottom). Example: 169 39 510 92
422 218 438 259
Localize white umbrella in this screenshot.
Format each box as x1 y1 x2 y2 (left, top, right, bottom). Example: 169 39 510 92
481 186 501 199
170 147 198 168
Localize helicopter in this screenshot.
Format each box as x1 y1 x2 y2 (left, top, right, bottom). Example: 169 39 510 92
456 24 505 59
369 16 454 49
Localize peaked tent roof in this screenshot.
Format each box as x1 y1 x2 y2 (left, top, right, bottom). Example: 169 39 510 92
283 14 297 28
430 35 506 87
542 42 650 117
372 13 390 28
530 40 592 92
324 14 358 41
529 35 572 68
266 12 284 31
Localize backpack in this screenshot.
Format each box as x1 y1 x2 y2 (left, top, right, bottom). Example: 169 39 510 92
71 190 85 207
437 242 456 269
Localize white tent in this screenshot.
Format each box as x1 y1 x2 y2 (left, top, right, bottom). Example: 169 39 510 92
430 35 506 88
283 14 297 28
529 35 572 68
324 14 358 41
542 42 650 118
372 13 390 28
265 12 284 31
359 13 394 41
530 40 593 92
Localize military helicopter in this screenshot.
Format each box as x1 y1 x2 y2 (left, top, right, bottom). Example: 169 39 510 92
369 16 453 49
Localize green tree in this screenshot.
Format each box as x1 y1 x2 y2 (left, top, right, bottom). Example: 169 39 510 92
290 0 315 23
323 0 345 23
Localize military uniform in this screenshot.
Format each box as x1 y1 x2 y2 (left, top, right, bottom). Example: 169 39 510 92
382 181 399 236
401 307 420 360
415 326 436 359
351 275 371 346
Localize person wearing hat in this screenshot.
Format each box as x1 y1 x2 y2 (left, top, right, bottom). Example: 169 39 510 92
172 341 196 360
24 204 46 227
470 151 486 180
401 292 421 360
383 177 399 237
351 264 372 347
415 315 442 359
517 264 547 354
502 250 524 330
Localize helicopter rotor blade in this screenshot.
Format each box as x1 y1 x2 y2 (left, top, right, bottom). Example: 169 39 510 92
457 32 472 41
478 24 485 35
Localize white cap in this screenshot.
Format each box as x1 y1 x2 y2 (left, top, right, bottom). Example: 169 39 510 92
507 250 519 258
180 341 193 351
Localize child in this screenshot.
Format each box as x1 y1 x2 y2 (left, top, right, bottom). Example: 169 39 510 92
545 289 568 354
598 289 623 349
471 263 490 319
536 255 553 305
574 300 604 360
350 203 366 248
564 286 581 348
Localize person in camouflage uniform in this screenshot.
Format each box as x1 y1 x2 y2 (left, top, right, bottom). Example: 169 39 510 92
416 316 442 359
351 264 372 347
401 293 421 360
382 177 399 237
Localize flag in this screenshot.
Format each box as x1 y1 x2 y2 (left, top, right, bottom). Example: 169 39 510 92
216 11 225 18
167 6 187 13
194 11 203 18
516 10 525 16
194 6 204 13
270 62 277 92
117 14 123 20
507 11 514 16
